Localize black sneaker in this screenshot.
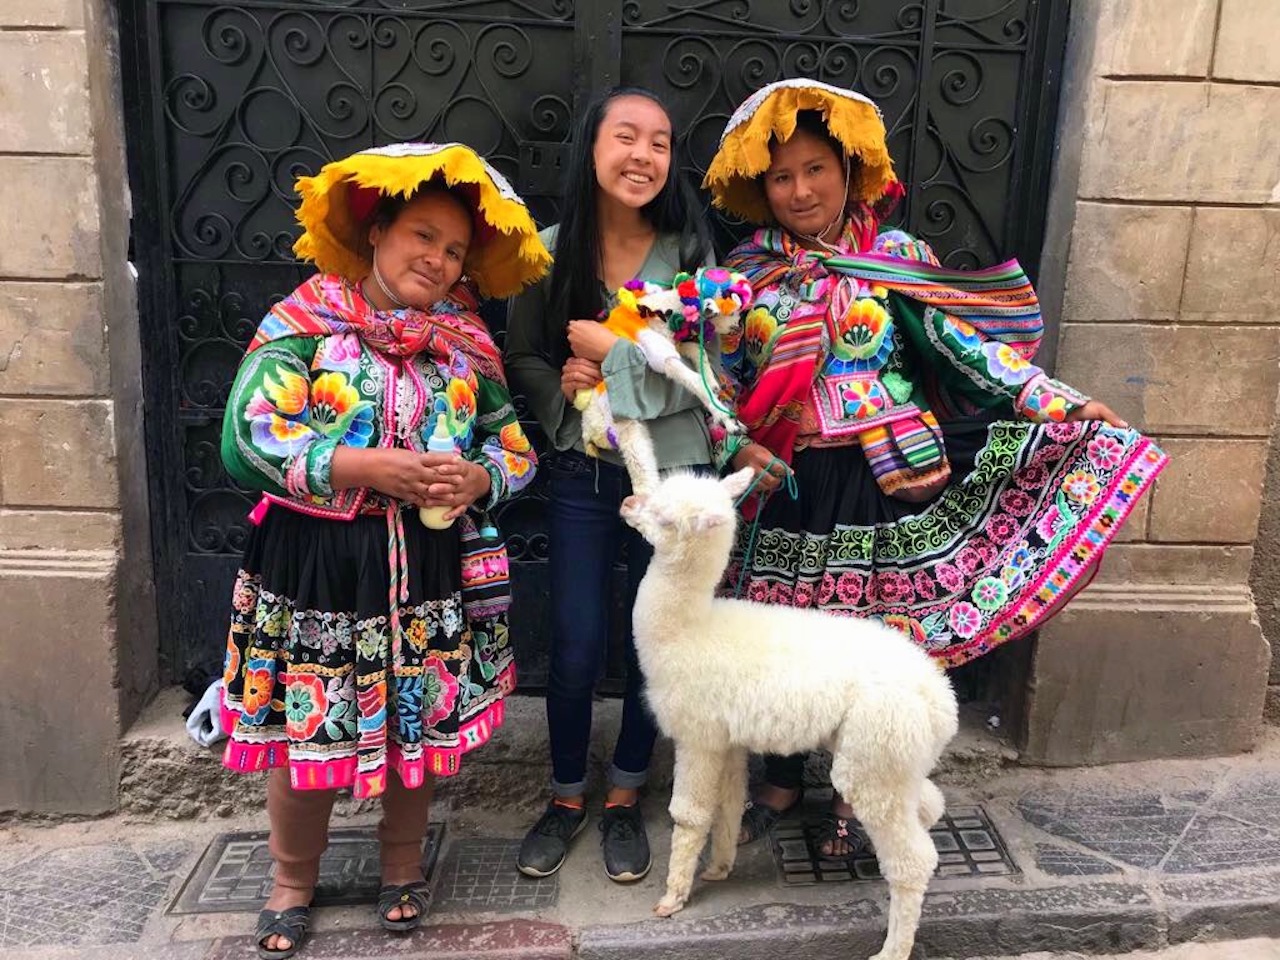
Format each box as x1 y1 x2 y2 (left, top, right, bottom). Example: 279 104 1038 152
516 800 588 878
600 803 651 882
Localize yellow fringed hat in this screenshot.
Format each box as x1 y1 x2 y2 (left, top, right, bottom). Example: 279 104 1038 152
703 79 899 225
293 142 551 300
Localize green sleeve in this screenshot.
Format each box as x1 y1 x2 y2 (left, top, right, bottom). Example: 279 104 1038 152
464 375 539 509
503 277 583 450
221 336 338 497
600 335 723 421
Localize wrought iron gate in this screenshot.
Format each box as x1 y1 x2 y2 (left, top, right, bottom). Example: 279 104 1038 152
119 0 1069 685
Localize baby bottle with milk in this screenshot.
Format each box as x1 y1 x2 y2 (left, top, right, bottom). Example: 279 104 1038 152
419 413 457 530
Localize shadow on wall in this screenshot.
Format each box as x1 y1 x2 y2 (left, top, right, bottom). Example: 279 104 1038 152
1249 391 1280 725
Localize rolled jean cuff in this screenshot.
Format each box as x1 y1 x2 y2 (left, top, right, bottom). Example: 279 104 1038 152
550 777 587 799
608 763 648 790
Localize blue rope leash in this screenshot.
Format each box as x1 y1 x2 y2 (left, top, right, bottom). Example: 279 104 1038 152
732 455 797 599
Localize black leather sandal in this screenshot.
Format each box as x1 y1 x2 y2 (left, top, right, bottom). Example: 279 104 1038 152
377 880 431 933
815 810 873 861
255 904 312 960
737 790 803 846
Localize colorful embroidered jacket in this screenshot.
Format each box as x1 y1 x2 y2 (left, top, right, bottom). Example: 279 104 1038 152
718 215 1089 468
222 275 537 514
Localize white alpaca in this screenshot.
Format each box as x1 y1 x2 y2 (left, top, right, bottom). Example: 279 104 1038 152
620 468 960 960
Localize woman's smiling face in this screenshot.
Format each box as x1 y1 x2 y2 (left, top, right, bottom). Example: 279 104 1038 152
762 127 848 239
592 94 673 211
368 190 472 309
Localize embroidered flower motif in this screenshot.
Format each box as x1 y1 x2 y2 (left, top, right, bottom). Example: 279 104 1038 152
311 371 374 447
982 342 1035 385
818 572 838 604
955 547 983 575
747 580 769 603
913 570 939 601
1025 392 1070 422
1086 434 1125 471
1032 443 1068 467
768 582 795 606
948 602 982 639
1063 470 1101 505
972 577 1008 612
313 332 362 374
943 315 983 352
793 580 817 608
839 378 888 419
835 571 864 605
297 617 323 650
499 422 532 453
284 674 327 741
835 297 891 362
883 614 927 646
222 633 241 687
241 658 276 723
232 579 257 614
875 570 915 604
1035 504 1063 541
935 562 964 593
984 513 1020 545
262 368 309 416
405 618 429 653
256 603 290 638
1046 421 1084 442
356 624 388 662
743 307 778 365
969 536 998 566
503 451 532 479
1000 565 1024 590
422 656 460 726
999 488 1036 517
446 377 476 434
250 414 314 456
1014 462 1050 492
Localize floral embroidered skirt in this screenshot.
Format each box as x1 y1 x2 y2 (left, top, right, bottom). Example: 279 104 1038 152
220 507 514 797
726 417 1168 667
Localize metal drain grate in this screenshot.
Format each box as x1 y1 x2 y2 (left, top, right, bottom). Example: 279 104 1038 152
168 824 445 915
432 839 559 912
773 804 1017 885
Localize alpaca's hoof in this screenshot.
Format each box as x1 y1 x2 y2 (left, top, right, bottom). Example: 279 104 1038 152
654 895 685 917
699 863 732 881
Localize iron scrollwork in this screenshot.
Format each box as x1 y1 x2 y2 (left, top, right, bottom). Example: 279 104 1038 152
130 0 1064 677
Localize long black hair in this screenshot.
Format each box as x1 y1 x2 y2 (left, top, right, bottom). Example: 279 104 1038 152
547 85 714 332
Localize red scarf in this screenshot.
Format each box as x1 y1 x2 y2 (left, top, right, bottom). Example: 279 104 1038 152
249 273 506 385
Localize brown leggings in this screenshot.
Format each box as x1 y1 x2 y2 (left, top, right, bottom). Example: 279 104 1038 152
266 767 434 893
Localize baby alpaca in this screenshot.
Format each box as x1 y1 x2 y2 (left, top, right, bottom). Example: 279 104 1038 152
574 268 751 489
621 469 959 960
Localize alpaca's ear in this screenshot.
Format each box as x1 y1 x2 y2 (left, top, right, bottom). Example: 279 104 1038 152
721 466 755 501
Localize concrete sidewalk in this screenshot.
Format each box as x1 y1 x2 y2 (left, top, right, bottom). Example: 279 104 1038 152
3 697 1280 960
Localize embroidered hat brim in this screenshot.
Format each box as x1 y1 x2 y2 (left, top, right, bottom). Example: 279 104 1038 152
293 142 551 299
703 79 899 226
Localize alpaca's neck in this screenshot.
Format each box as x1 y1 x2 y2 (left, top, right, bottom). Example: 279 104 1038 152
637 546 725 625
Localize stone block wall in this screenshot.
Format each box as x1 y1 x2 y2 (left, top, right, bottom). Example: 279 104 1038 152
1021 0 1279 763
0 0 157 813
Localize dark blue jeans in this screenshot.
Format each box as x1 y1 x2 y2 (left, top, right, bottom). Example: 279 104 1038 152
545 450 656 797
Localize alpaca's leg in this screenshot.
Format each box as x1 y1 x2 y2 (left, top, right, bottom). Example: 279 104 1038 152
918 778 945 829
613 419 660 496
656 745 729 917
832 753 937 960
701 746 747 881
657 357 740 431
